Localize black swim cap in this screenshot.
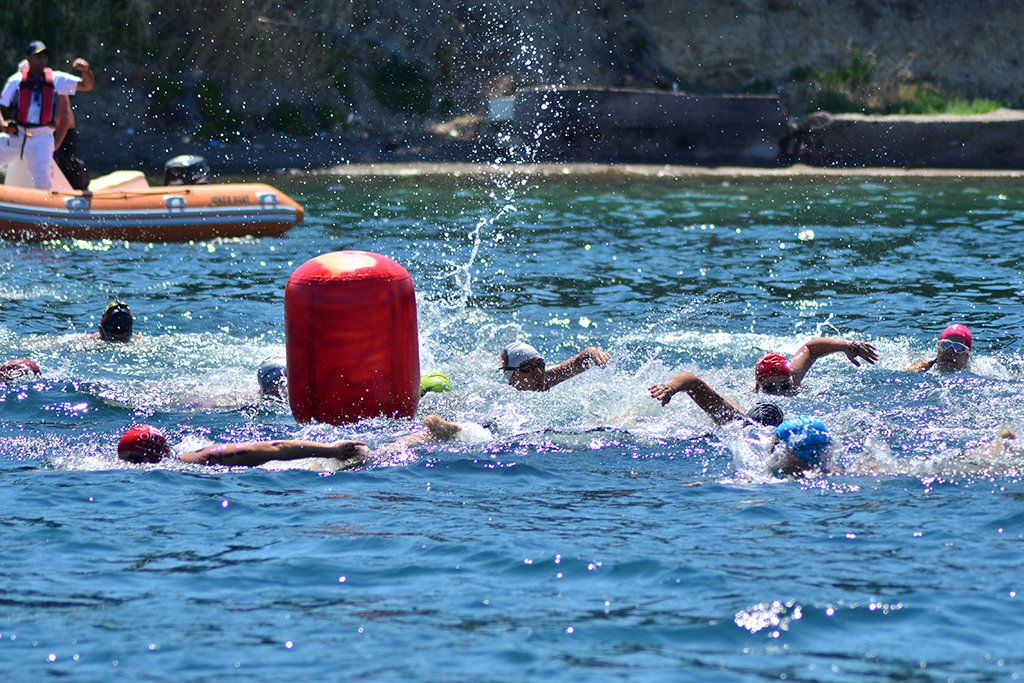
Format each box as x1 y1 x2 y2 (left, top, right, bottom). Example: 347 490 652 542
747 402 784 427
100 301 133 339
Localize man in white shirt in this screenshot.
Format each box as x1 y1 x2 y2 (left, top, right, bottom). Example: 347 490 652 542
0 41 93 190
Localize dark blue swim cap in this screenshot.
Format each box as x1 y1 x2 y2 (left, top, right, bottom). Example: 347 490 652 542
257 357 287 391
774 416 831 465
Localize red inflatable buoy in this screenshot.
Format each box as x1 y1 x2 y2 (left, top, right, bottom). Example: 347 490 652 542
284 251 420 424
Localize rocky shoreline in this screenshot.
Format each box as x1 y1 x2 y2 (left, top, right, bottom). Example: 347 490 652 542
76 105 1024 180
77 132 503 177
76 137 1024 180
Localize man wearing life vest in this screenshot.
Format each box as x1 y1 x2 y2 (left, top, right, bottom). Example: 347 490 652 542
0 41 93 190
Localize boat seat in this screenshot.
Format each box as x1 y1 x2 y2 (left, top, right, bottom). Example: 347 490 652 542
3 160 151 194
4 158 75 192
88 171 150 192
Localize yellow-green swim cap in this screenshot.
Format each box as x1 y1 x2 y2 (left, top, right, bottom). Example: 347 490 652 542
420 371 452 396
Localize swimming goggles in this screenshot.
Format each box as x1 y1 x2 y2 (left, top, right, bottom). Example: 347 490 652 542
759 378 793 393
937 339 969 354
515 359 545 374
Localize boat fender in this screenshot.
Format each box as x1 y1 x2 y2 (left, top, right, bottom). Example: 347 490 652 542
284 251 419 424
163 195 187 210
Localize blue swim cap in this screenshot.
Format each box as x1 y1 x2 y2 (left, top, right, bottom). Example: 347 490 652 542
774 416 831 465
257 357 287 391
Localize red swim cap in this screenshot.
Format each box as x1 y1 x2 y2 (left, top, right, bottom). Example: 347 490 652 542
0 359 41 382
118 425 170 463
755 353 791 383
940 324 972 349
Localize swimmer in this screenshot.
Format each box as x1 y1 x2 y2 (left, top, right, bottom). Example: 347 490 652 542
0 358 41 382
116 414 466 468
754 337 878 395
964 428 1024 464
257 357 287 400
904 324 971 373
500 341 610 392
649 371 784 427
768 416 833 477
96 301 133 342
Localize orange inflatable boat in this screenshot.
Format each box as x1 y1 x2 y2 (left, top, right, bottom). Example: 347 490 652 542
0 161 305 242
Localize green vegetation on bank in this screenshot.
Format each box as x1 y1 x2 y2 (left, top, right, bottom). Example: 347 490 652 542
781 50 1005 117
883 88 1002 116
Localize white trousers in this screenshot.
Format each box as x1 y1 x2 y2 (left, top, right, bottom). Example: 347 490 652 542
0 128 56 191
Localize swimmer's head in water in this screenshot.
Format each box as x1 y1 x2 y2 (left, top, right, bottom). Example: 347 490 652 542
118 425 171 463
99 301 133 342
501 341 542 382
0 358 41 382
755 353 791 391
774 416 831 465
257 357 287 391
420 371 452 396
747 402 785 427
939 324 972 350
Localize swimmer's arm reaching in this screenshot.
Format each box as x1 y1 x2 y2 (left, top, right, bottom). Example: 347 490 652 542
649 372 746 425
903 357 935 373
544 347 611 390
179 439 371 468
789 338 878 386
183 416 467 467
374 415 464 456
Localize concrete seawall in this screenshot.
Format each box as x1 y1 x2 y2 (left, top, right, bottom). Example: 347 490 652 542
784 110 1024 169
501 87 1024 169
506 87 790 167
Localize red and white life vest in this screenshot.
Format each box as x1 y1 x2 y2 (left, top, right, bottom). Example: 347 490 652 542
17 65 55 126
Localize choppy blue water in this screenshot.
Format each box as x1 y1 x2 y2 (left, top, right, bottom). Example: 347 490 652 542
2 169 1024 681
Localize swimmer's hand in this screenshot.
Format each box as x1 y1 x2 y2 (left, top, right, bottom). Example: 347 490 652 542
648 383 676 406
331 440 372 462
423 414 462 441
845 341 879 367
581 347 611 367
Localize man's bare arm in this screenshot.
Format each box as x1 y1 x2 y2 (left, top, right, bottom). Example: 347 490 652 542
649 372 745 425
180 440 370 467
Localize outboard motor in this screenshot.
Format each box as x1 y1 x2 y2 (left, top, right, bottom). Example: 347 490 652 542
163 155 211 186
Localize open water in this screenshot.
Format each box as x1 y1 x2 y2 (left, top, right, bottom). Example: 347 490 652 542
2 168 1024 682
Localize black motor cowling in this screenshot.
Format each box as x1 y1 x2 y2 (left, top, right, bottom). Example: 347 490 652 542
163 155 211 185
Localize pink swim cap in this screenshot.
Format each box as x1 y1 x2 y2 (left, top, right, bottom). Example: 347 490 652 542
939 324 972 349
0 359 40 382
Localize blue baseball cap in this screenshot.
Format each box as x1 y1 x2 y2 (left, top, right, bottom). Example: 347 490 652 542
774 416 831 465
26 41 48 56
